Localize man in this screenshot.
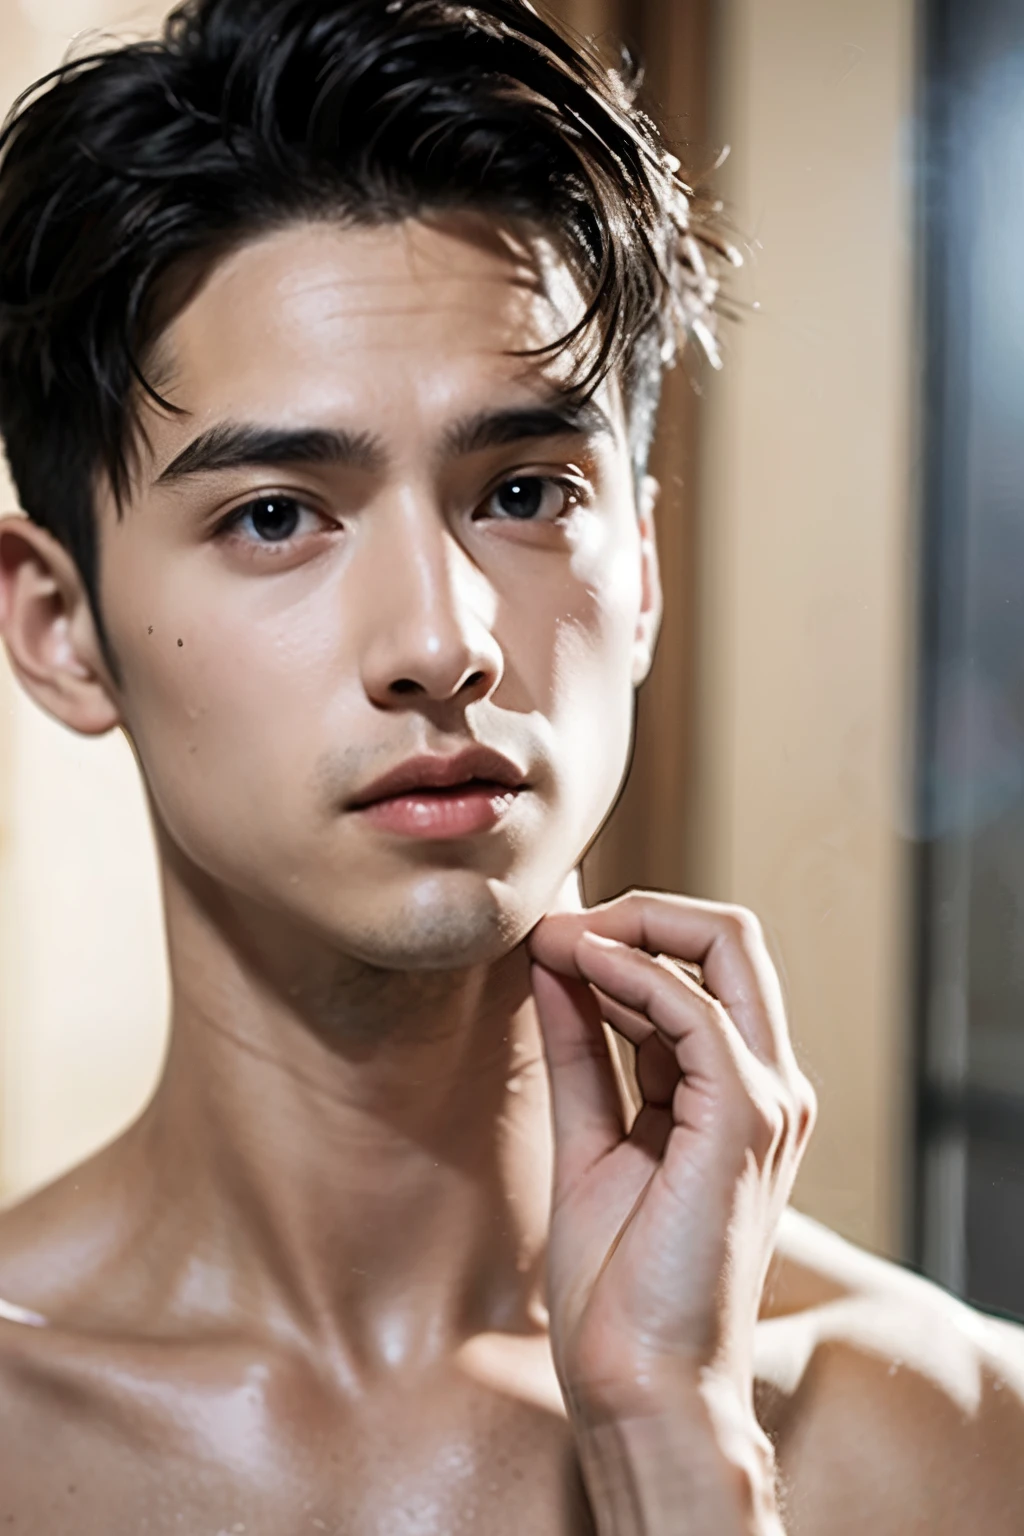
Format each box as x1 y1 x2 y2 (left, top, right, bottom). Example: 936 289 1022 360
0 0 1019 1530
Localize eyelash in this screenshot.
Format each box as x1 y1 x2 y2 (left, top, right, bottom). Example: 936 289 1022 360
477 474 587 524
214 495 327 547
213 473 589 548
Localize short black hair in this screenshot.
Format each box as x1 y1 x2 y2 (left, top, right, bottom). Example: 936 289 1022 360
0 0 729 646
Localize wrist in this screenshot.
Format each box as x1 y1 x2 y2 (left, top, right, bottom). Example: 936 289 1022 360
571 1374 783 1536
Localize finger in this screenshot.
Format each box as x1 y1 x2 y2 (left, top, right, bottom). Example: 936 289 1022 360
529 891 786 1066
587 986 678 1108
573 932 740 1090
588 985 657 1048
573 934 800 1203
529 962 625 1198
635 1033 680 1107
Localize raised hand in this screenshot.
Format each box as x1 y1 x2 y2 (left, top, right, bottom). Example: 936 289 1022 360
527 891 816 1534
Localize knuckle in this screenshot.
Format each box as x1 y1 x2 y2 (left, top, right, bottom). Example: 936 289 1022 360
721 903 763 946
778 1093 803 1150
796 1075 818 1142
745 1097 784 1162
590 890 640 923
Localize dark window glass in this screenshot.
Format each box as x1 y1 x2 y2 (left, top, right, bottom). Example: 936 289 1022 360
917 0 1024 1318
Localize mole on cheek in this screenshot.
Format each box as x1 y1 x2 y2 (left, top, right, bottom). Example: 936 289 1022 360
177 638 183 648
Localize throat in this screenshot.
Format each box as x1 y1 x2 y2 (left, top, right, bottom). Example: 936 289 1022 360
125 966 556 1368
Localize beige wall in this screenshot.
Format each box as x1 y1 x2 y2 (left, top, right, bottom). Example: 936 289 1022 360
0 0 168 1202
694 0 918 1257
0 681 167 1199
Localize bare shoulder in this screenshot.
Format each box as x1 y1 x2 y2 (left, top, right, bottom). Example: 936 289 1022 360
756 1208 1024 1534
0 1124 155 1325
0 1159 113 1410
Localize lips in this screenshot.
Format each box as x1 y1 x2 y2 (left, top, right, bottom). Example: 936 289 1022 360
347 746 527 839
348 746 526 809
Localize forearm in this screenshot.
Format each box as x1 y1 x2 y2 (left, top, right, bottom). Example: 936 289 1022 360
573 1380 784 1536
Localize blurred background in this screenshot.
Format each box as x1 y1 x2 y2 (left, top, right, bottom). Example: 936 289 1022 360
0 0 1020 1320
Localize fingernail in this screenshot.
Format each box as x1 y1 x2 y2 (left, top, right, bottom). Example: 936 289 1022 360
578 932 625 952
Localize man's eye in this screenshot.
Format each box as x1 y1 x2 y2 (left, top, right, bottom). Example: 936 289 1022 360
221 495 321 543
484 476 576 523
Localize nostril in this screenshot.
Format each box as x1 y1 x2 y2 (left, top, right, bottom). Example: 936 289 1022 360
380 663 495 704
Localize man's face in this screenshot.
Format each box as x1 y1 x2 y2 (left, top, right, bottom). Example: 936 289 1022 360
97 217 658 969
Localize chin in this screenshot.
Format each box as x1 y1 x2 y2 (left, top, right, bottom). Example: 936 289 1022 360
330 870 540 972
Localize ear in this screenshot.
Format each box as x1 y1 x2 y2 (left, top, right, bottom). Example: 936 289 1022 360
0 513 121 735
631 474 663 687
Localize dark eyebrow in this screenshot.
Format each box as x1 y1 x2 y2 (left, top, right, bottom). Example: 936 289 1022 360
155 422 386 484
442 400 613 458
155 398 612 486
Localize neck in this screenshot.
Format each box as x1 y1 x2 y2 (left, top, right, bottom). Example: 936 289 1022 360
133 866 557 1382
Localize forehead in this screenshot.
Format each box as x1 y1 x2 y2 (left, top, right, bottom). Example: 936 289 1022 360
148 216 592 436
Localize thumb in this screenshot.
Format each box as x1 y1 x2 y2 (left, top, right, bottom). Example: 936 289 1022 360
531 961 623 1201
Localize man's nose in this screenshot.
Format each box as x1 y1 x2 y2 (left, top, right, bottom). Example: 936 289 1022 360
357 497 504 711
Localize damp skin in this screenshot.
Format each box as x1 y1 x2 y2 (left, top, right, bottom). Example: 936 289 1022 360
0 215 659 1531
0 215 1022 1535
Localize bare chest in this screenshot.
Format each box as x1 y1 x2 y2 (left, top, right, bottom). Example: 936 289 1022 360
0 1344 597 1536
